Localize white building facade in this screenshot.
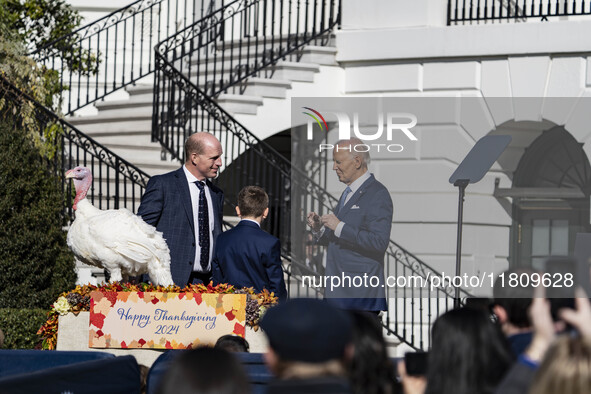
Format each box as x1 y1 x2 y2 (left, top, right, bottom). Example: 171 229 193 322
62 0 591 346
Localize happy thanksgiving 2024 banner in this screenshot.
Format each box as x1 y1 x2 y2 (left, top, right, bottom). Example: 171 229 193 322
89 291 246 349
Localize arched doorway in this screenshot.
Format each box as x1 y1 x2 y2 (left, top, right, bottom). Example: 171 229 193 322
511 127 591 269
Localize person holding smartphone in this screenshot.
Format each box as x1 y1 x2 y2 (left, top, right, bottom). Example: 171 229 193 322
495 286 591 394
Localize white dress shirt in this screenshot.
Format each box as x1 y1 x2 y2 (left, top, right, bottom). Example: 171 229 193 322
241 218 261 227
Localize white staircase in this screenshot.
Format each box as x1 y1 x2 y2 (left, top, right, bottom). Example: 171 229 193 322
66 44 340 181
68 84 178 177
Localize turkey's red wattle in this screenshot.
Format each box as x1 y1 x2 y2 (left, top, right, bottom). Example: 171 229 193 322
72 173 92 210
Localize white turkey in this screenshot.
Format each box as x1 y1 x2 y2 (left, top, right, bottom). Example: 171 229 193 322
65 166 174 286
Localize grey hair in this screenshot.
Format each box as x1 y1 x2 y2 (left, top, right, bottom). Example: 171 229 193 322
335 138 371 166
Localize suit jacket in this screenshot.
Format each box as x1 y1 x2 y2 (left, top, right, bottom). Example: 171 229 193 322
138 167 224 286
212 220 287 301
318 174 393 311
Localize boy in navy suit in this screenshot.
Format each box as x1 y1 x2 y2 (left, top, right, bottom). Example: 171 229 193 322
212 186 287 301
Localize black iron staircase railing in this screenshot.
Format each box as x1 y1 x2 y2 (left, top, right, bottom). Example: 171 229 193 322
30 0 215 115
0 74 150 218
22 0 472 349
153 0 339 254
0 73 272 277
156 58 293 243
153 0 340 160
153 0 469 349
155 0 339 99
153 61 468 349
152 0 339 258
448 0 591 24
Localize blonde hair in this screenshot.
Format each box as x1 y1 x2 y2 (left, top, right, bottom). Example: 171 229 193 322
529 336 591 394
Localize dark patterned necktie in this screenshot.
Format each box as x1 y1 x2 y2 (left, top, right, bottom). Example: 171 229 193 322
195 181 210 271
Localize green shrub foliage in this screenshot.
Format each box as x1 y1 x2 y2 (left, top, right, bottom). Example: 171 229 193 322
0 0 97 77
0 0 84 310
0 115 76 309
0 0 97 113
0 308 47 349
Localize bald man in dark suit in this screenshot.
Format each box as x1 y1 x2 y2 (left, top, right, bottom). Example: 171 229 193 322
138 132 224 286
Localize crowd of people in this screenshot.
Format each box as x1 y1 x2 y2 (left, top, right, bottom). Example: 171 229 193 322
397 271 591 394
147 276 591 394
155 298 396 394
0 131 585 393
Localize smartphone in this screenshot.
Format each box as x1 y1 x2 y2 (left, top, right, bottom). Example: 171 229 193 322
545 258 576 321
574 233 591 296
404 351 428 376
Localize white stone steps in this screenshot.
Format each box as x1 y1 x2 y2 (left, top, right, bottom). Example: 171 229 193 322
187 60 321 84
134 161 182 176
239 77 292 98
216 94 264 115
80 187 144 211
72 106 154 123
70 120 152 134
83 130 151 139
186 40 337 66
103 142 162 152
271 61 320 82
299 46 338 66
100 146 175 169
85 183 144 204
126 84 154 96
81 158 179 177
187 46 280 67
68 108 153 126
94 95 153 111
95 88 281 122
123 75 292 103
122 49 331 107
65 42 336 189
87 134 154 146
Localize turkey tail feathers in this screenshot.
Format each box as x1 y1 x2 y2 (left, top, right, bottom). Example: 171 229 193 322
131 215 174 287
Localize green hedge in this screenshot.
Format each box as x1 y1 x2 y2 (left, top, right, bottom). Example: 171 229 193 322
0 308 48 349
0 115 77 309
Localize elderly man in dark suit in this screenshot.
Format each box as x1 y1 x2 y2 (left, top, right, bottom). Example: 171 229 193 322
307 138 393 312
138 132 224 286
